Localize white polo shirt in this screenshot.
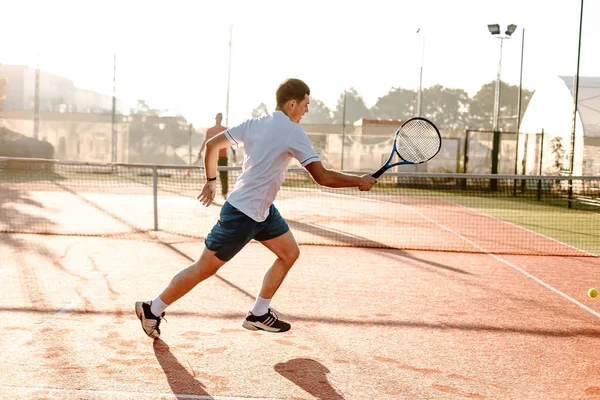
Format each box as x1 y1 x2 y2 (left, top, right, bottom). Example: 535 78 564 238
224 111 320 222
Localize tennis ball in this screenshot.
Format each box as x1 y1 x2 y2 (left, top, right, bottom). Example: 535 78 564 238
588 288 598 298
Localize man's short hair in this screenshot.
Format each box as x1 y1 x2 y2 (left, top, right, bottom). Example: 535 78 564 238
276 79 310 108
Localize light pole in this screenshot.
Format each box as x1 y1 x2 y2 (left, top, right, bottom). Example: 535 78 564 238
514 28 526 197
341 90 347 170
515 28 525 176
34 53 40 140
188 123 193 165
488 24 517 132
416 28 425 117
111 53 117 163
568 0 584 208
487 23 517 189
225 24 233 127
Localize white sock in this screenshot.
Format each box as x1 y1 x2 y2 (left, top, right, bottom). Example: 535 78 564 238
150 296 169 317
250 295 271 316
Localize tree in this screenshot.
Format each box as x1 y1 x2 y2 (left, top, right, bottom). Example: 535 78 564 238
131 99 160 117
469 81 534 131
421 85 470 131
242 82 535 135
369 85 470 131
128 99 190 163
249 98 334 123
301 98 333 124
332 88 371 125
370 87 416 121
549 136 566 174
251 103 269 118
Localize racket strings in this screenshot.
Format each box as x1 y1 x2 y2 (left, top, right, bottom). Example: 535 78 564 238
396 119 441 163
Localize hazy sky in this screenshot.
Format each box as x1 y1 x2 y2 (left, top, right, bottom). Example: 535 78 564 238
1 0 598 127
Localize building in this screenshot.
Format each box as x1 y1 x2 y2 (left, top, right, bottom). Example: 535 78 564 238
0 109 129 163
519 76 600 176
0 64 129 162
0 64 124 113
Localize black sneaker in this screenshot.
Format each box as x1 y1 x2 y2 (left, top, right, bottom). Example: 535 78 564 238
135 300 165 339
242 308 291 332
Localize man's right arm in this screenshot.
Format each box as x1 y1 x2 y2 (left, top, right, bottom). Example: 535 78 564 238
198 137 208 161
304 161 377 191
189 135 209 166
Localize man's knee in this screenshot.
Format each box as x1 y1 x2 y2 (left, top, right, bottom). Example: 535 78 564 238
281 246 300 266
192 248 226 277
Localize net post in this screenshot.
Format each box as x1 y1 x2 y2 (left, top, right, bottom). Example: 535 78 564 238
568 179 574 209
491 130 500 191
521 132 529 193
512 129 518 196
188 123 193 165
152 166 158 231
462 129 469 174
537 129 545 201
462 129 469 189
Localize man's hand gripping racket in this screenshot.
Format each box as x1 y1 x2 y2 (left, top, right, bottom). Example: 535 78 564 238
372 117 441 178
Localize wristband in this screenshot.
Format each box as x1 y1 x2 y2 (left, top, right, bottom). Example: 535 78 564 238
207 177 217 182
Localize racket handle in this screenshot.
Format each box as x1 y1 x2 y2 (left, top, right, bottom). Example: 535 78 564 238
372 166 387 178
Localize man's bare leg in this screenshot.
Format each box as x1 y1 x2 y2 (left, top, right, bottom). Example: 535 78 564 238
135 247 225 339
159 247 227 305
242 231 299 332
257 230 300 300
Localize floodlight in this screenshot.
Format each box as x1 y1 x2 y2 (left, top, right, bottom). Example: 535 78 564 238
488 24 500 35
506 24 517 36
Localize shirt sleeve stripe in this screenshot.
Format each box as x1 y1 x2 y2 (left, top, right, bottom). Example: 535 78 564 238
300 156 320 166
224 130 238 146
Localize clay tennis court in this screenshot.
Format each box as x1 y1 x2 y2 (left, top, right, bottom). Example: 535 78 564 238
2 163 600 399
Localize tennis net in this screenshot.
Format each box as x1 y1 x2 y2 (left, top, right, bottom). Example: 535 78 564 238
1 157 599 257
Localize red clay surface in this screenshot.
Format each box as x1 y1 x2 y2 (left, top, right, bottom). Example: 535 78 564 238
2 232 600 399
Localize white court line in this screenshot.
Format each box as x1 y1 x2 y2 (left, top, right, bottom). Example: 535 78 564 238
394 199 600 320
318 191 594 255
0 385 277 400
317 191 600 320
440 197 597 257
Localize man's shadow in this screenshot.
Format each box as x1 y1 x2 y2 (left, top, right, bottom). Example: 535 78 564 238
153 339 211 398
275 358 344 400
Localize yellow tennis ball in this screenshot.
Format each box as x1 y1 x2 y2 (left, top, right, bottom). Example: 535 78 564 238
588 288 598 298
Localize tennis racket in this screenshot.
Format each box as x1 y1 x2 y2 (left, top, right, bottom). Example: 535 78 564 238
372 117 441 178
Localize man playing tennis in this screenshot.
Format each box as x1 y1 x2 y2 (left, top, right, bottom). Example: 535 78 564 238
136 78 377 338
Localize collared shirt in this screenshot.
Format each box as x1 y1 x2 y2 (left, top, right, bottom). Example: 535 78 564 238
224 111 320 222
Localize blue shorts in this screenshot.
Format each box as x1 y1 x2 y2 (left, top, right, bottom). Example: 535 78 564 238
205 202 290 261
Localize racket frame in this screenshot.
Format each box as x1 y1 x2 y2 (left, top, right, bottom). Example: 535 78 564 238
372 117 441 178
